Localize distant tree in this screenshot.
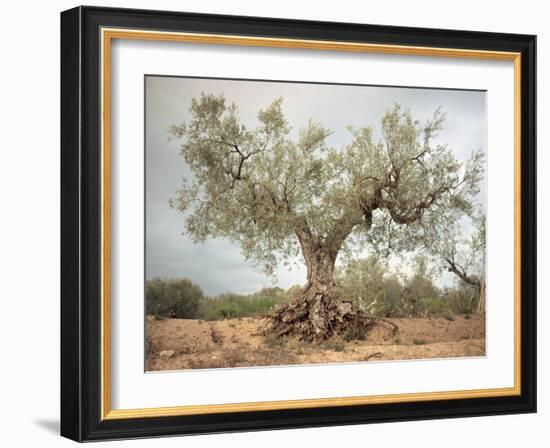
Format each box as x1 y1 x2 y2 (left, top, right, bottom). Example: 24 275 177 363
442 284 478 315
401 254 440 317
337 257 403 316
146 277 204 319
169 93 485 339
441 211 486 313
253 286 286 302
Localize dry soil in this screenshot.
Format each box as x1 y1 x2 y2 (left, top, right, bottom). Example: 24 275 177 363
146 314 485 371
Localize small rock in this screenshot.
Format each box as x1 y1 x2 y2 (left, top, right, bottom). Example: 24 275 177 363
159 350 175 359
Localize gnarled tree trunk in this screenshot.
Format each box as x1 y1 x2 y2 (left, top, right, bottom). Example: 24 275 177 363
266 246 396 341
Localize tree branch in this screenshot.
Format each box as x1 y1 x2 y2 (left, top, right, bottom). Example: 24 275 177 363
444 257 481 288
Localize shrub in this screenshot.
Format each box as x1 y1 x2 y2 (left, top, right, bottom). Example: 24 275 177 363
420 297 452 317
201 292 279 320
445 285 478 315
145 277 204 319
401 256 440 317
336 258 405 317
443 313 455 321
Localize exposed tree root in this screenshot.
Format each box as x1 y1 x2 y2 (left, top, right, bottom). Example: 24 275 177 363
365 352 384 361
265 290 399 342
368 316 399 337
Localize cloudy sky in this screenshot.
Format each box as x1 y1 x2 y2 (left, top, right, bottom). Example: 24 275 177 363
145 76 487 296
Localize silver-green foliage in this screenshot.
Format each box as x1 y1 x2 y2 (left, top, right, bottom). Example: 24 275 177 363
337 257 403 315
169 93 485 277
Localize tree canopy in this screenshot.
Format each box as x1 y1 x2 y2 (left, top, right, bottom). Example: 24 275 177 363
169 93 485 276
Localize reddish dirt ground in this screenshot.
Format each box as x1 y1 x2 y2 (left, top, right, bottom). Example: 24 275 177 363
146 314 485 371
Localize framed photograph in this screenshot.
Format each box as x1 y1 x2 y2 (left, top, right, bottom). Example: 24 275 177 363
60 6 536 441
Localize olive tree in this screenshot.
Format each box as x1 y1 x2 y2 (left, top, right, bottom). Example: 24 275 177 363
169 93 485 339
400 254 439 317
441 211 486 313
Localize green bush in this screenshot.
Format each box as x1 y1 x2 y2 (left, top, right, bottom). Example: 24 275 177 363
145 279 294 321
201 292 280 320
445 285 478 315
337 258 405 317
145 277 204 319
420 297 452 317
401 256 440 317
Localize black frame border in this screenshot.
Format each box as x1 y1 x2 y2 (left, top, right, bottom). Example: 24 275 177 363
61 6 536 442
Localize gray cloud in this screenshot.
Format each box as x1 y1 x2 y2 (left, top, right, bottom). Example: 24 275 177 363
145 76 486 295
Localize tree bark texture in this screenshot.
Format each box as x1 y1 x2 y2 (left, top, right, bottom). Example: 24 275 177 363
266 248 398 341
